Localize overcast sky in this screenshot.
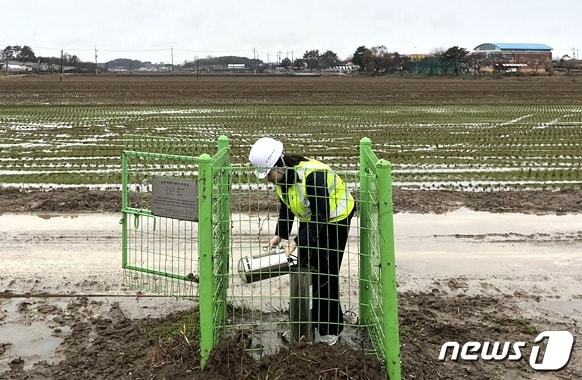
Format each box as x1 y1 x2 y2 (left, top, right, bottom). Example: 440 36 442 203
3 0 580 64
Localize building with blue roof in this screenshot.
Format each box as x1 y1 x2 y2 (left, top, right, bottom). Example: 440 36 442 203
474 43 552 52
470 43 553 73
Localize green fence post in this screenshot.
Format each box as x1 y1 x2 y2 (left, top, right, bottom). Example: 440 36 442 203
215 135 231 335
198 152 214 368
359 137 372 324
217 135 228 152
377 158 401 380
121 151 129 268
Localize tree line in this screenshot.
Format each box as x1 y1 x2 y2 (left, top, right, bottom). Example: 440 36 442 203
2 45 96 72
1 44 476 74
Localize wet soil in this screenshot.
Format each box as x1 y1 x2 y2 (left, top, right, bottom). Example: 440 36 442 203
1 293 555 380
1 188 581 379
2 187 582 216
2 74 582 106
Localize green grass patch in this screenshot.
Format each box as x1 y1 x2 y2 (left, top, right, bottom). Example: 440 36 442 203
143 307 201 346
495 317 538 335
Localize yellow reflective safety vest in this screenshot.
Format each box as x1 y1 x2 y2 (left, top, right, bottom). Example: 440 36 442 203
276 159 354 223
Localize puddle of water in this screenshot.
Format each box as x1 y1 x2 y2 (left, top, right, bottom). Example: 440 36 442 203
0 298 70 373
0 213 120 232
395 207 582 237
394 208 582 276
1 210 580 279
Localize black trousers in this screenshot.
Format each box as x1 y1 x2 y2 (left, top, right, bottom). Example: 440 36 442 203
299 212 353 336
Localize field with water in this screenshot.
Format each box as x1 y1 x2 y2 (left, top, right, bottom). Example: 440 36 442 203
1 75 581 192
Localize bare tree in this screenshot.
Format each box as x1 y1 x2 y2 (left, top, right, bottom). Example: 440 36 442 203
558 55 576 75
370 45 390 72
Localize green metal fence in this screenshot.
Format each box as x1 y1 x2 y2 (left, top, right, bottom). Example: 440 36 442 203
359 137 401 379
121 135 400 379
121 134 231 364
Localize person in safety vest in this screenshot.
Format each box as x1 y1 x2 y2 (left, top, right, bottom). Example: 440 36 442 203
249 137 355 346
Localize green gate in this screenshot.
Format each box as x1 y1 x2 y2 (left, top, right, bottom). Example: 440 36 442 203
121 134 231 362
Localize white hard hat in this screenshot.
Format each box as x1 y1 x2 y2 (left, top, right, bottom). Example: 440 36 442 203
249 137 284 179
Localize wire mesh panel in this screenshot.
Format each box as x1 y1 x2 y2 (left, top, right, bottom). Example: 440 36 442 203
198 138 232 363
360 138 401 379
224 166 370 356
121 134 218 298
221 138 400 379
359 140 383 350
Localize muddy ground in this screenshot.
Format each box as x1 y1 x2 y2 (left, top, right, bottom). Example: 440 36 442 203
0 188 581 379
2 74 582 106
2 187 581 215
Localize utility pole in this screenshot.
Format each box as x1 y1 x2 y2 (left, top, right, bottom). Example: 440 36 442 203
196 55 199 80
253 47 257 74
171 47 174 71
94 47 98 75
60 49 63 81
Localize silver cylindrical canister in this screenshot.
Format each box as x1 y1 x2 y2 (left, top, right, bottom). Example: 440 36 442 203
238 248 296 284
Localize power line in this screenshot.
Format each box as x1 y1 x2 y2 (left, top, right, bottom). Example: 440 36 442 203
1 43 312 63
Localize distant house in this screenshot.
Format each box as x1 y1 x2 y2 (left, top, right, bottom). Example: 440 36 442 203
469 43 553 73
0 61 32 73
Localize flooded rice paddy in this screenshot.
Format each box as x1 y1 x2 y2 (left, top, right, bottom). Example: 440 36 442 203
1 104 581 191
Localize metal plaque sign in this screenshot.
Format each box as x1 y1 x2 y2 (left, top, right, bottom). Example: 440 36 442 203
151 176 198 221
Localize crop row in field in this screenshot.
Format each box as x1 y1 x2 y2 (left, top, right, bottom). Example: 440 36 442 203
1 104 581 191
3 75 582 106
